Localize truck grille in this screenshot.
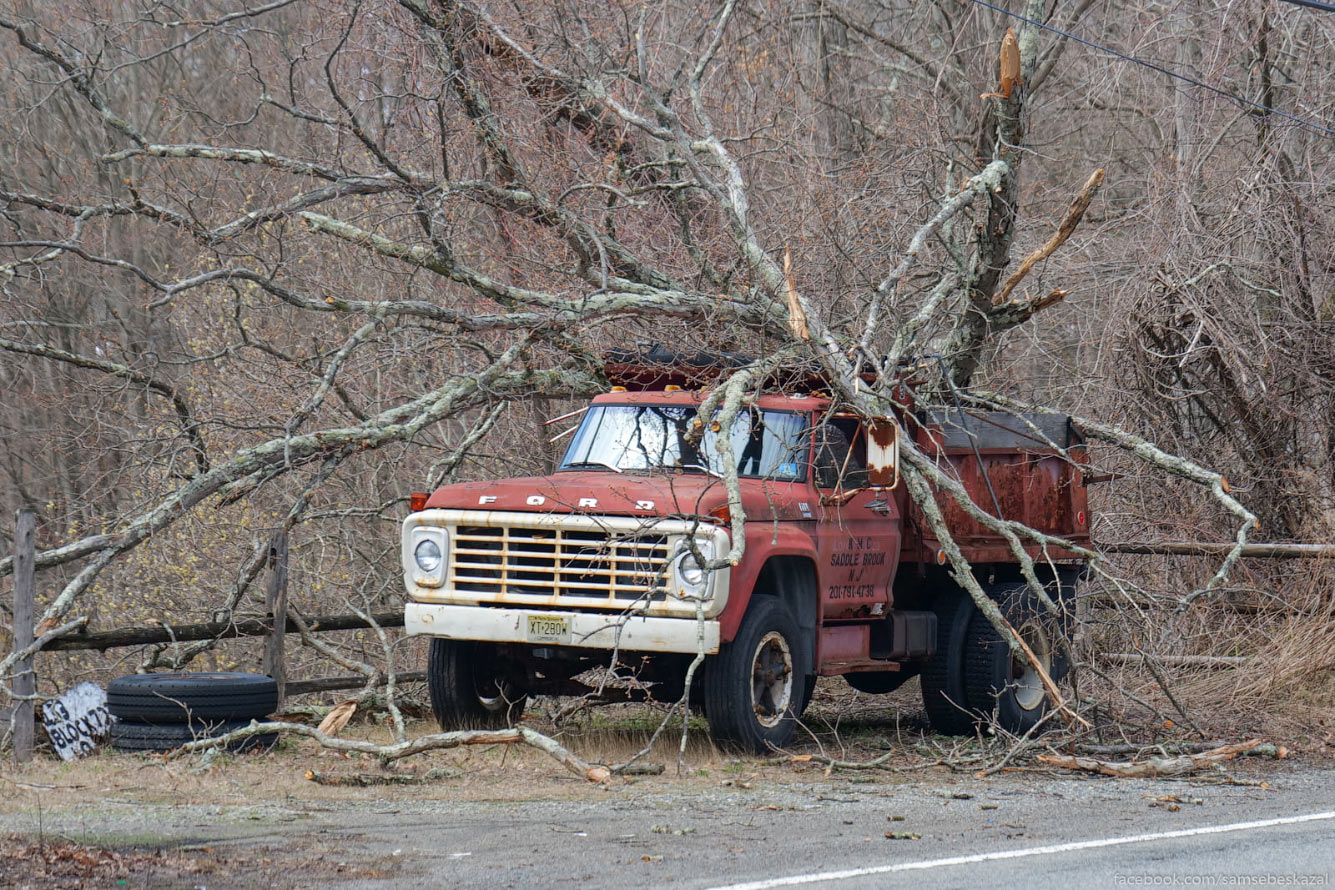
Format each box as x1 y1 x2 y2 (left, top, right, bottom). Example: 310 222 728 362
451 525 669 605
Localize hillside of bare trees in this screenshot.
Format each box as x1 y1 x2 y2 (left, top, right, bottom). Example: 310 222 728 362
2 0 1333 747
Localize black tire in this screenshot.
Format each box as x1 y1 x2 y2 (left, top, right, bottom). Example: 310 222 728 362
703 597 805 753
798 674 818 715
844 668 917 696
110 719 278 754
962 582 1071 735
427 638 527 730
920 589 977 734
107 673 277 724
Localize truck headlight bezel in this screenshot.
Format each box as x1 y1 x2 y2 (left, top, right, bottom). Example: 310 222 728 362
408 525 448 587
673 536 716 599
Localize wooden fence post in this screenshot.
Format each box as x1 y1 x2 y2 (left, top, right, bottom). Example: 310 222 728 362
262 530 289 708
12 508 36 763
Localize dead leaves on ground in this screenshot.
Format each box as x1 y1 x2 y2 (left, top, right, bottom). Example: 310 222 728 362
0 834 215 883
1146 794 1204 812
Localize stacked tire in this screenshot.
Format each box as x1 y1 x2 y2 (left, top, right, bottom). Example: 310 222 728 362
107 672 279 753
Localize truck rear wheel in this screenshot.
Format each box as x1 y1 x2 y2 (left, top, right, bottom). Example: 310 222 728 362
704 597 802 753
427 638 527 731
962 583 1070 735
920 589 977 734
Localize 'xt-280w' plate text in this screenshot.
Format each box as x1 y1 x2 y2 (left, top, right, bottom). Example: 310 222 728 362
526 614 572 644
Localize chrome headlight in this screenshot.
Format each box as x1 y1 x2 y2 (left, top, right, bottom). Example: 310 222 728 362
674 537 715 598
414 539 442 573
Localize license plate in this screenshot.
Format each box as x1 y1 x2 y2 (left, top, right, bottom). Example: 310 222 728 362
526 614 571 644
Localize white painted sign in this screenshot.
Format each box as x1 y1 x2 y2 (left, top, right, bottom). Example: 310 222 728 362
41 682 114 760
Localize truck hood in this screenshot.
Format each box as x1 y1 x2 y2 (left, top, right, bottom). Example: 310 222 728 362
424 471 815 521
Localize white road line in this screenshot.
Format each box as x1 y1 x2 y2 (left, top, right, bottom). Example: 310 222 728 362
707 810 1335 890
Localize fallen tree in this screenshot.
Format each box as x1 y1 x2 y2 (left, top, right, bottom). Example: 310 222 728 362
1 0 1315 751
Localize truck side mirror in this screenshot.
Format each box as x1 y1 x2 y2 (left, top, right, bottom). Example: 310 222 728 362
865 419 900 490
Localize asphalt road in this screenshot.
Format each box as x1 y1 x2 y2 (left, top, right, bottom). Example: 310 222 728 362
317 769 1335 889
4 762 1332 888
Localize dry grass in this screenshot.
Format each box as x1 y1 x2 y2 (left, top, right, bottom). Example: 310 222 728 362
1081 555 1335 746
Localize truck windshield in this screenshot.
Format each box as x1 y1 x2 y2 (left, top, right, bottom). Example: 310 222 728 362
560 406 809 480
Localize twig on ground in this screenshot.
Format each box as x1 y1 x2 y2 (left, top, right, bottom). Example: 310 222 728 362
305 767 460 786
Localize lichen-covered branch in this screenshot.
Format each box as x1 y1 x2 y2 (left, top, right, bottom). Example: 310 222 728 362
0 343 600 676
171 721 612 784
0 337 209 474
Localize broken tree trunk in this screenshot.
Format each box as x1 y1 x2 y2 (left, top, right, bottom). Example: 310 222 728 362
1038 739 1266 777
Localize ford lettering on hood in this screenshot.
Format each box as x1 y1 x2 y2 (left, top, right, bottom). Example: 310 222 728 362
423 471 810 521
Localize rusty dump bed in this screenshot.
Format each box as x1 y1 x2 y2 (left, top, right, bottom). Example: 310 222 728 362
903 409 1091 564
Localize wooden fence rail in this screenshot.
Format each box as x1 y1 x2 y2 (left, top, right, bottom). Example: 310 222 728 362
7 515 412 762
1098 540 1335 559
41 609 405 652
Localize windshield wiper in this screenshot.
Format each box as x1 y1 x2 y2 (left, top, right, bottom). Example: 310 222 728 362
564 460 623 474
674 462 722 478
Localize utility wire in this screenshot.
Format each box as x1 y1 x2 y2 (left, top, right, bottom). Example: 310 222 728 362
1277 0 1335 13
967 0 1335 138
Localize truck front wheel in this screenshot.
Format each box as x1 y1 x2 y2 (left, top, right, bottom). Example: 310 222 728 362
704 597 802 753
427 638 527 730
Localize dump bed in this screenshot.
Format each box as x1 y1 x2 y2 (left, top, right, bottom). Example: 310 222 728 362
902 410 1090 564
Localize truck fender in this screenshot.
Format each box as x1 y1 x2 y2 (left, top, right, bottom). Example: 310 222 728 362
718 527 819 645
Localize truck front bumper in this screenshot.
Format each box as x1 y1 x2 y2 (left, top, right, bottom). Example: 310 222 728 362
404 602 721 655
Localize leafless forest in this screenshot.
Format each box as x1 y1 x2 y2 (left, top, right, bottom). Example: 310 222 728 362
1 0 1333 745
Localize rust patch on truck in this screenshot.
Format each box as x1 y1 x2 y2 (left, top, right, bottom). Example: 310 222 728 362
866 419 900 489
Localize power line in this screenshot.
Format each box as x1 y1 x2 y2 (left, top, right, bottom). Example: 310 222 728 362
967 0 1335 139
1277 0 1335 13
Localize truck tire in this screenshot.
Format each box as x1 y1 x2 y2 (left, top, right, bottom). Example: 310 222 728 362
962 582 1070 735
703 597 802 753
799 674 818 715
920 590 977 734
427 638 527 730
110 719 278 753
106 673 277 724
844 668 917 695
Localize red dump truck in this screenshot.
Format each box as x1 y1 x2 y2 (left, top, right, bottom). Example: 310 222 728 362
402 350 1091 751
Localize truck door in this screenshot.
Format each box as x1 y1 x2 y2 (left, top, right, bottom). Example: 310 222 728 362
811 416 901 621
